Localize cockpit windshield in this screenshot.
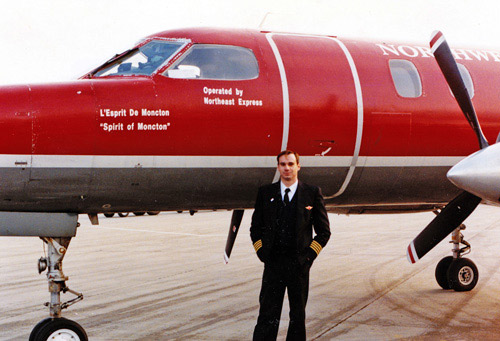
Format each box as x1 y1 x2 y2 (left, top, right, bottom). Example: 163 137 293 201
93 40 185 77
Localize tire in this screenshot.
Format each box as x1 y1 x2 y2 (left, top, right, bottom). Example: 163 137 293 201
29 318 52 341
103 213 115 218
147 211 160 215
435 256 453 290
133 212 145 216
447 258 479 292
118 212 129 217
33 318 87 341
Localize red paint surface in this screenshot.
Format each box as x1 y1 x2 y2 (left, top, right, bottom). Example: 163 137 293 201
0 28 498 158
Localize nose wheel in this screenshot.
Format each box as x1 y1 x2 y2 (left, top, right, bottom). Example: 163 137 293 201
29 317 87 341
434 224 478 291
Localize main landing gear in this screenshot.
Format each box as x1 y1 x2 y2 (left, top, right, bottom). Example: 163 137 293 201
29 237 87 341
435 223 478 292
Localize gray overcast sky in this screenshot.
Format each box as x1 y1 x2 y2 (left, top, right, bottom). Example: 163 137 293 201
0 0 498 84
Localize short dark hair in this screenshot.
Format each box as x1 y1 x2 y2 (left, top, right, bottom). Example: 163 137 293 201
277 150 300 164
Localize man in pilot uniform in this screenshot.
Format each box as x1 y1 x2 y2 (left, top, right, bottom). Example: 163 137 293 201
251 150 331 340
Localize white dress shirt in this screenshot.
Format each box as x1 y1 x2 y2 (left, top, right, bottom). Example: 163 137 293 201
280 180 298 202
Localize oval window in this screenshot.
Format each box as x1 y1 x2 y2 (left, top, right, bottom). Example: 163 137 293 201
389 59 422 98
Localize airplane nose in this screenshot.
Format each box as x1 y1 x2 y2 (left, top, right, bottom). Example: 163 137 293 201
447 143 500 203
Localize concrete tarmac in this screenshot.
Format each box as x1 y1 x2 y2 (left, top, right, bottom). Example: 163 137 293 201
2 205 500 340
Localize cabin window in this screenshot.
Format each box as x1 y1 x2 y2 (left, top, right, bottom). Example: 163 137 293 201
165 44 259 80
389 59 422 98
455 63 475 98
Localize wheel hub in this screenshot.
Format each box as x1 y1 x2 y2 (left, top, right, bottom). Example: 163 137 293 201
458 265 474 285
47 328 80 340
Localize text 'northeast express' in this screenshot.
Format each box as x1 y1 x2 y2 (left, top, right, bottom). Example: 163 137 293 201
202 86 263 107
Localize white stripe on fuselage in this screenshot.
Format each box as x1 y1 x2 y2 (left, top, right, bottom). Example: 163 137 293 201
328 37 364 198
265 33 290 154
266 33 291 183
0 154 464 168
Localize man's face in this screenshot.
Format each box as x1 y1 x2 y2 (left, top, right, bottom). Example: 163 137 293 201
277 154 300 183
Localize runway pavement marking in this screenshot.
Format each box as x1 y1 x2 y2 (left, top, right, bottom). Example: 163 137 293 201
312 263 429 339
312 216 500 339
99 226 227 237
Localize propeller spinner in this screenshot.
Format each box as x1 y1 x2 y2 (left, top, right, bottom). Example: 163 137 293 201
447 143 500 203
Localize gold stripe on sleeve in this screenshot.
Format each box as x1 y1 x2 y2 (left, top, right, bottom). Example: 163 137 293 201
310 240 322 255
253 240 263 252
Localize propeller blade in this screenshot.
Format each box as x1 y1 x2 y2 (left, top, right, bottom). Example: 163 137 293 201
223 209 244 264
430 30 489 150
407 191 481 263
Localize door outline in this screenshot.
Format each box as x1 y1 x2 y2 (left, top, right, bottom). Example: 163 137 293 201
265 33 364 198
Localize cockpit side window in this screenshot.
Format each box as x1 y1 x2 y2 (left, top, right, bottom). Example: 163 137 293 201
165 44 259 80
93 40 185 77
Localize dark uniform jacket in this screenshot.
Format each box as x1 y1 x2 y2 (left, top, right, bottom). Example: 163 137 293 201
250 181 331 263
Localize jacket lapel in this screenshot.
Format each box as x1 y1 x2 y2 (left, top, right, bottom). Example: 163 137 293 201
296 181 306 229
269 182 281 228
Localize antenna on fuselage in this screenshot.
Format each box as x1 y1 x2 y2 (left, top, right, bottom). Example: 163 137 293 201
258 12 273 30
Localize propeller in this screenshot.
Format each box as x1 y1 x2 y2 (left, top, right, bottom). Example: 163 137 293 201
223 209 244 264
407 31 487 263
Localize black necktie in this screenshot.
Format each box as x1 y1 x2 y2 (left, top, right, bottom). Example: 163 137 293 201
284 188 290 205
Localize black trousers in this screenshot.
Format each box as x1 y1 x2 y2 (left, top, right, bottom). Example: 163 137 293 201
253 254 310 341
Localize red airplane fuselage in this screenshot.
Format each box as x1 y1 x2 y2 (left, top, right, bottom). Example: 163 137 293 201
1 27 499 214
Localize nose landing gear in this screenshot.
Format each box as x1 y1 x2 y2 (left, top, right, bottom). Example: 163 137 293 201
29 237 87 341
435 223 478 292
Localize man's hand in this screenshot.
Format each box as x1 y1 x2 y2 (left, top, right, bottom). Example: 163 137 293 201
298 247 317 267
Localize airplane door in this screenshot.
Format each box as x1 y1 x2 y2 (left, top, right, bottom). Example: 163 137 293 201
268 34 360 198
